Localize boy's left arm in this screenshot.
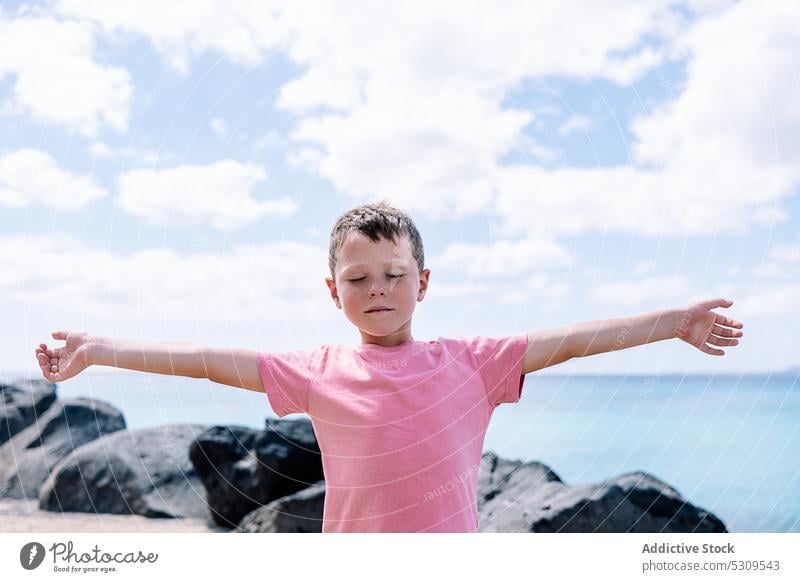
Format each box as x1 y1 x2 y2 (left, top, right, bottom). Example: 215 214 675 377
522 297 744 375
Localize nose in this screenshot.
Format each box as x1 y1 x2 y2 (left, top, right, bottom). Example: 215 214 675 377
368 283 386 297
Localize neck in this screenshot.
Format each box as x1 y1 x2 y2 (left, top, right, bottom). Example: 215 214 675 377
359 328 413 348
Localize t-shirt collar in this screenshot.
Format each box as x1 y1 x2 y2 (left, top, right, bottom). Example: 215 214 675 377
355 338 418 351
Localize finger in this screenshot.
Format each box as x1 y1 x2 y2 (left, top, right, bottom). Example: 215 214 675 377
700 343 725 356
40 366 53 382
714 314 743 328
707 335 739 347
52 331 68 340
700 298 733 311
37 356 56 381
712 324 743 338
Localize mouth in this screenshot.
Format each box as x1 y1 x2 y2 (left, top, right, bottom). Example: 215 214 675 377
365 308 394 313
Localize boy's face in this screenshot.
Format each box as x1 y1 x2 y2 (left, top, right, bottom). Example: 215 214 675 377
325 231 430 347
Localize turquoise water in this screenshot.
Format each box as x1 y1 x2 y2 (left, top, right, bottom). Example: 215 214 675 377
489 373 800 533
4 369 797 533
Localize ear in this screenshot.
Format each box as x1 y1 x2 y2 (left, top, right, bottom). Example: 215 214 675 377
325 277 342 309
417 269 431 301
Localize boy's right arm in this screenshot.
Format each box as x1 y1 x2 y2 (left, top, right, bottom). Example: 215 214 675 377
90 336 265 392
37 331 264 392
197 346 264 392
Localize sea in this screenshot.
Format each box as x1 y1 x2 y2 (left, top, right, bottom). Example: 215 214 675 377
3 368 798 533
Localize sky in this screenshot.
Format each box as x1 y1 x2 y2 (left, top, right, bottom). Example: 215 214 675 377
1 0 798 377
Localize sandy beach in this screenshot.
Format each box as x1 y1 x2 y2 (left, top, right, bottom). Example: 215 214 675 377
0 499 229 533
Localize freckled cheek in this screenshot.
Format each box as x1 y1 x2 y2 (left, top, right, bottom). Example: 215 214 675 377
341 289 362 311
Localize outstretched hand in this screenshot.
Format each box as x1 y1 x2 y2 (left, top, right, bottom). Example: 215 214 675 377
35 330 92 382
675 298 744 356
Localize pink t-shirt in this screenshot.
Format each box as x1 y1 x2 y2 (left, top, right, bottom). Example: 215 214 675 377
257 334 528 533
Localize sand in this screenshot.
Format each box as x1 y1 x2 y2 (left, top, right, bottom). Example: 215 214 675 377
0 498 230 533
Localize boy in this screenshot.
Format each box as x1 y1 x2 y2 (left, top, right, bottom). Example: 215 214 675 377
35 201 744 533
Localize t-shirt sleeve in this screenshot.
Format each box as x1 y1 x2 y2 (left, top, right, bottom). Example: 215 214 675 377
466 333 528 408
257 347 323 417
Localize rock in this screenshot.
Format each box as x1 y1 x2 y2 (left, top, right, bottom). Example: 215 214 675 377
478 450 563 505
0 398 126 500
477 451 564 531
477 451 727 533
237 481 325 532
189 417 323 527
38 424 213 519
0 379 57 445
222 450 727 533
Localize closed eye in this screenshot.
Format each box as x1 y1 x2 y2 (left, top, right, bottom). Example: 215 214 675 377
347 274 404 282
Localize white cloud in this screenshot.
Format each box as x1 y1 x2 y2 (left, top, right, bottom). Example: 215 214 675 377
497 274 571 306
286 88 533 218
752 205 787 226
495 163 790 238
632 2 800 172
429 281 493 298
38 1 800 299
752 263 782 278
431 235 575 277
53 0 290 74
494 4 800 240
270 0 797 244
210 117 228 139
0 11 131 136
736 282 800 316
0 233 332 323
591 274 691 307
90 142 169 165
558 114 593 137
752 241 800 278
52 0 687 221
44 1 799 241
0 148 106 209
274 1 687 218
116 160 297 231
770 243 800 264
252 130 287 155
55 1 686 84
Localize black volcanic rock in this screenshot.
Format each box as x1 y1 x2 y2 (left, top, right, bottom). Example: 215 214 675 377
477 451 727 532
0 397 126 500
39 424 212 519
233 451 727 532
237 481 325 532
189 417 323 527
1 379 57 445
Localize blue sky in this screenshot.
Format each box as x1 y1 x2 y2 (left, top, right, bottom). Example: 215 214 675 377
1 0 798 376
